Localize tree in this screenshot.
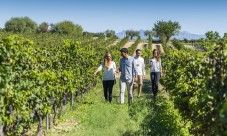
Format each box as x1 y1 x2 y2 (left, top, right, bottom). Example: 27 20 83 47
144 30 153 40
183 38 189 43
49 23 56 33
83 31 93 37
105 29 116 37
126 30 139 39
223 33 227 39
5 16 37 33
205 31 220 41
152 20 181 43
38 22 49 33
53 20 83 36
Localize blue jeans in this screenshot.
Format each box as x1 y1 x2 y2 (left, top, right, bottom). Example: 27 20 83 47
150 72 161 96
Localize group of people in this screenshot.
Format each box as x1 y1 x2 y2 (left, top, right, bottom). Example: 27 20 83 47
94 48 162 105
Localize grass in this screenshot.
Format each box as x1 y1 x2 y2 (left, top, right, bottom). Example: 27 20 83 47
41 78 191 136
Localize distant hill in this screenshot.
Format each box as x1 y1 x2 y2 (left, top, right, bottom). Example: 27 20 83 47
172 31 206 40
116 30 206 40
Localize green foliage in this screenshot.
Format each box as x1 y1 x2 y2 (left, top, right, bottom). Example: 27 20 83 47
195 38 217 51
0 33 107 135
152 20 181 43
1 29 226 136
105 29 116 37
223 33 227 39
127 36 141 55
142 47 152 65
172 38 185 50
205 31 221 41
144 30 153 42
46 79 190 136
161 40 227 135
183 38 190 43
53 21 83 36
125 30 139 39
38 22 49 33
136 95 191 136
5 17 37 33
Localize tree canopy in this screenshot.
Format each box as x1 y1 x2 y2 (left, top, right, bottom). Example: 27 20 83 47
52 21 83 36
105 29 116 37
205 31 221 41
38 22 49 33
126 30 139 39
144 30 153 40
152 20 181 43
5 17 37 33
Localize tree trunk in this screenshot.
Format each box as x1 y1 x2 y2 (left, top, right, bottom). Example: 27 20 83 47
36 115 43 136
166 36 170 43
53 105 57 125
71 93 74 108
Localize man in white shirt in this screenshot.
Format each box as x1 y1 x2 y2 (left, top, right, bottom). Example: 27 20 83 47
133 49 146 97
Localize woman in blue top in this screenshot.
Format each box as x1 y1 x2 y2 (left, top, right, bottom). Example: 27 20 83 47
94 52 116 103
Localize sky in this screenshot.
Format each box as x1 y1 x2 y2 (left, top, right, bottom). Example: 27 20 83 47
0 0 227 36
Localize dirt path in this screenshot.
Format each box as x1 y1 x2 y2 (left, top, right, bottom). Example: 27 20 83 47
184 44 196 50
151 44 164 54
133 42 148 56
108 39 121 47
122 41 135 48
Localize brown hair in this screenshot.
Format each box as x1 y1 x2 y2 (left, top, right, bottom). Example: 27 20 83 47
152 49 161 62
104 52 112 68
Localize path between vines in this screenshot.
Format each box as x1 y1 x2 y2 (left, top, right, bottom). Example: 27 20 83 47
34 41 190 136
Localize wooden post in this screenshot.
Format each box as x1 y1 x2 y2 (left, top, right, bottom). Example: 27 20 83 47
46 114 49 130
71 93 74 108
0 125 4 136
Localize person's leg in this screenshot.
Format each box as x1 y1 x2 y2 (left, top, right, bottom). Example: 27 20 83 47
120 79 126 104
150 72 156 96
132 83 135 97
126 79 134 105
154 72 161 95
108 80 115 103
137 75 143 97
102 80 108 101
138 84 142 97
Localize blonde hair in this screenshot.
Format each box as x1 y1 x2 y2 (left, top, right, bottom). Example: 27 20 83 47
104 52 112 68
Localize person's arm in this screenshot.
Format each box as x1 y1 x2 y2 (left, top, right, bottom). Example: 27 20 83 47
142 58 146 79
112 62 117 84
118 59 122 72
149 58 152 67
160 59 163 77
113 62 117 77
94 62 103 75
133 58 138 80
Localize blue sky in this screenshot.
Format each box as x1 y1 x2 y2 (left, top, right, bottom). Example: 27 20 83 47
1 0 227 35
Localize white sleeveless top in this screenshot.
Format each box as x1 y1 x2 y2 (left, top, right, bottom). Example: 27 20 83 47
97 61 116 80
150 58 161 72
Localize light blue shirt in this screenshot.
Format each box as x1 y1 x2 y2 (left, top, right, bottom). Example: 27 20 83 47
119 56 137 81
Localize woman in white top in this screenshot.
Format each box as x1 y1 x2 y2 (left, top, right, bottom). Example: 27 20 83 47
149 49 162 98
94 53 116 103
